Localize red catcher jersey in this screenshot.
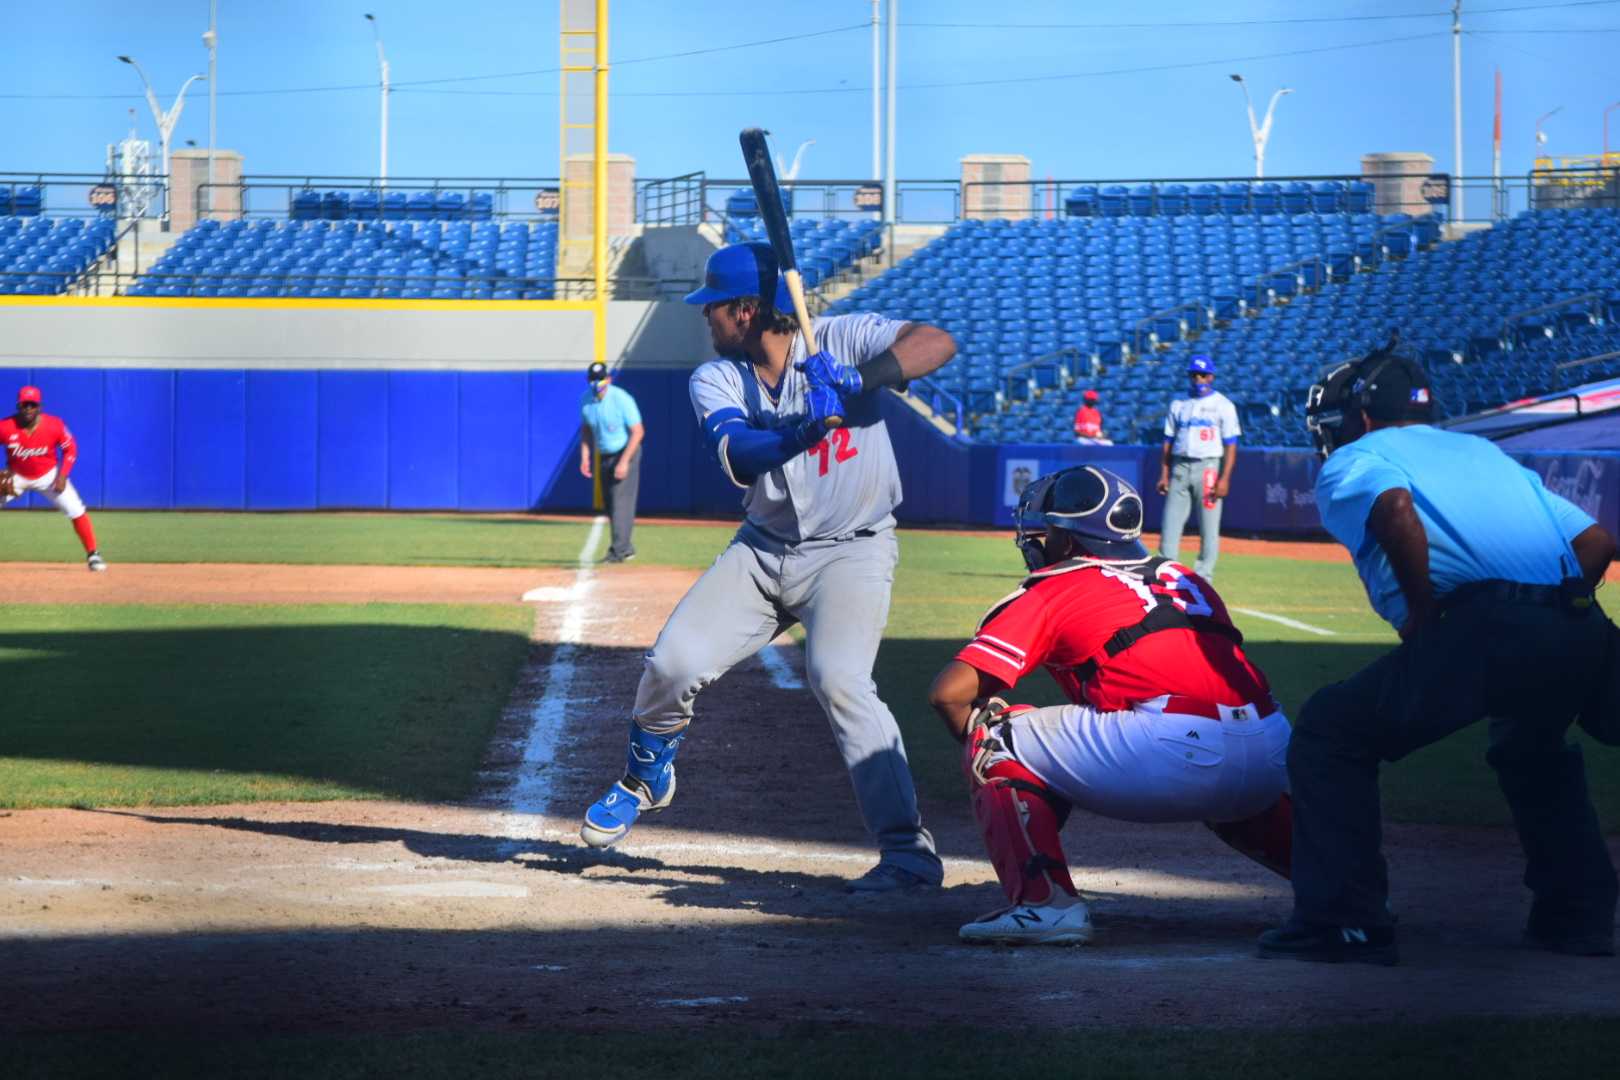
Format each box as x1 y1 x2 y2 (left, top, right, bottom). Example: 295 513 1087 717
1074 405 1104 438
956 560 1272 712
0 413 77 480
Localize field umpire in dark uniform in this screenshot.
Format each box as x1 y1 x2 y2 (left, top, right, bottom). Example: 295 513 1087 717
1259 343 1618 965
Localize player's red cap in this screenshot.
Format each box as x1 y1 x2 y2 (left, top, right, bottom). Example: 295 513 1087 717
1083 389 1099 401
17 386 41 405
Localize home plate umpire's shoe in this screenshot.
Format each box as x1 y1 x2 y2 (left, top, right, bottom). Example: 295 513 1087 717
959 900 1095 946
1257 919 1399 965
580 721 684 848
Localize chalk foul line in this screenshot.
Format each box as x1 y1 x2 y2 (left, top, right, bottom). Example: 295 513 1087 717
1229 607 1337 636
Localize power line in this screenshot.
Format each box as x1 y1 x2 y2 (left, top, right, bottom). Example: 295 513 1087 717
905 0 1620 30
394 31 1449 98
0 22 869 101
1464 28 1620 80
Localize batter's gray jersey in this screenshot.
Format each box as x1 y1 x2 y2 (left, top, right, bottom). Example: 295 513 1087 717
689 313 905 542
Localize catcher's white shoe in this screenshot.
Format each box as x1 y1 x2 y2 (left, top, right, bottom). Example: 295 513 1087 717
86 551 107 572
959 899 1094 946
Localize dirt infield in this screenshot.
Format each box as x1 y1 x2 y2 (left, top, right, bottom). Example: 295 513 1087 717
2 552 1618 1036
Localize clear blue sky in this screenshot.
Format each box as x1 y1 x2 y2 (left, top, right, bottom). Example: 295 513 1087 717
2 1 1616 185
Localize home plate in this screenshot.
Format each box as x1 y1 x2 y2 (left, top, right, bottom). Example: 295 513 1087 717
360 881 530 898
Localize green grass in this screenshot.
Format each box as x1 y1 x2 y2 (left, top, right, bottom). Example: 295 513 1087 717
0 510 735 569
0 604 533 807
4 1017 1619 1079
3 514 1615 829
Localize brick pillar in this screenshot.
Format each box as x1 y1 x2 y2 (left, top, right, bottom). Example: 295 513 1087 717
563 153 636 241
1359 152 1435 216
960 154 1032 220
168 149 243 232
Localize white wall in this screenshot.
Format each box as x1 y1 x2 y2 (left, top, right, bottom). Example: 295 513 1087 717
0 300 711 372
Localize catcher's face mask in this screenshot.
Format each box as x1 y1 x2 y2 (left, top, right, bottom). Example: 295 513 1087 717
1014 466 1148 572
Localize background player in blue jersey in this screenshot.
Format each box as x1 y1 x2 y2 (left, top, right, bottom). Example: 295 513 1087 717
580 242 955 893
1259 345 1619 965
1157 354 1240 581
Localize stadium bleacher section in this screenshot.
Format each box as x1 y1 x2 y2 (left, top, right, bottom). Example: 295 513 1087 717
835 201 1620 447
0 216 118 296
126 218 560 299
725 214 884 289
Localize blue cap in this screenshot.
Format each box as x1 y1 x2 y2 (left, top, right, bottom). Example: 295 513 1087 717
684 242 794 311
1188 354 1216 375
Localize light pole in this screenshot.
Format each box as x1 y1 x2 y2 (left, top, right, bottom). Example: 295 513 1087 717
1229 74 1292 179
364 14 391 186
1535 106 1564 164
1605 102 1620 158
117 56 207 223
204 1 217 218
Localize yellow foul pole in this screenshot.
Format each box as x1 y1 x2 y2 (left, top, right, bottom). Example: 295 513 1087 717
593 0 609 367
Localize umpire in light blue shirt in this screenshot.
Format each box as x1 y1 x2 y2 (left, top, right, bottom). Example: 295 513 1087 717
1258 341 1619 966
578 361 644 564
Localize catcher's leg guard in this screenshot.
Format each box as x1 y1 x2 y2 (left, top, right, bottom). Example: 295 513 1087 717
1205 792 1293 879
581 720 685 848
963 721 1078 907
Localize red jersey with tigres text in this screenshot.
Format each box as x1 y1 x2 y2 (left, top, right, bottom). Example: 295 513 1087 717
955 560 1272 712
0 413 77 480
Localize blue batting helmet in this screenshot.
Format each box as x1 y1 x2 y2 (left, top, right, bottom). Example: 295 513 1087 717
684 242 794 310
1188 354 1216 375
1014 465 1149 571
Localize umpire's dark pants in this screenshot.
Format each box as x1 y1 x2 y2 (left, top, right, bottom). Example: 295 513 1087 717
1289 582 1618 937
600 445 641 560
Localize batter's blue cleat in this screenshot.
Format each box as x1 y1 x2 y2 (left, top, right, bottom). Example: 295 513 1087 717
579 722 683 848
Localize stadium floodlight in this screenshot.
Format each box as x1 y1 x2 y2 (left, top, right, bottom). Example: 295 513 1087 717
117 55 207 224
1535 106 1564 161
364 14 391 187
1229 74 1292 179
1605 102 1619 157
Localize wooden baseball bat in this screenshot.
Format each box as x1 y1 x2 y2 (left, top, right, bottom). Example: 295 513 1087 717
739 126 841 427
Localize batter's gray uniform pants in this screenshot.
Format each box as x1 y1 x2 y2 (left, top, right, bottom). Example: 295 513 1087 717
632 522 943 884
599 445 640 560
1160 456 1225 580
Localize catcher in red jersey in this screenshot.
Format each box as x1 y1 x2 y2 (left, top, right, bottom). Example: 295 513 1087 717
928 465 1291 946
1 385 106 571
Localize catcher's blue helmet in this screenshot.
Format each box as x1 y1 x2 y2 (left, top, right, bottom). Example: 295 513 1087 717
684 242 794 311
1014 465 1148 571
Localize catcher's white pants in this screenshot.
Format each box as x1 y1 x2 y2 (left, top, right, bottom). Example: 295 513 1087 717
2 467 87 519
988 695 1290 824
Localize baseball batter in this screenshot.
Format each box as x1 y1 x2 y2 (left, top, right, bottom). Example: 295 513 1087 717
1 385 106 571
929 465 1292 945
1157 354 1240 580
580 241 954 893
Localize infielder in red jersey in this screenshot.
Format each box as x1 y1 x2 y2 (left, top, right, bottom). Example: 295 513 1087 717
928 465 1290 945
1 385 106 571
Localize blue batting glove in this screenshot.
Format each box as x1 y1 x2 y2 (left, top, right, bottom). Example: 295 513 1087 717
797 350 862 397
805 378 843 426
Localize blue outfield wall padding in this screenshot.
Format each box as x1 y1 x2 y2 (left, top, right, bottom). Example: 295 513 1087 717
246 371 318 509
534 371 594 512
30 368 105 511
388 371 459 510
459 371 530 511
102 369 174 509
1508 450 1620 541
318 371 388 509
175 370 246 509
